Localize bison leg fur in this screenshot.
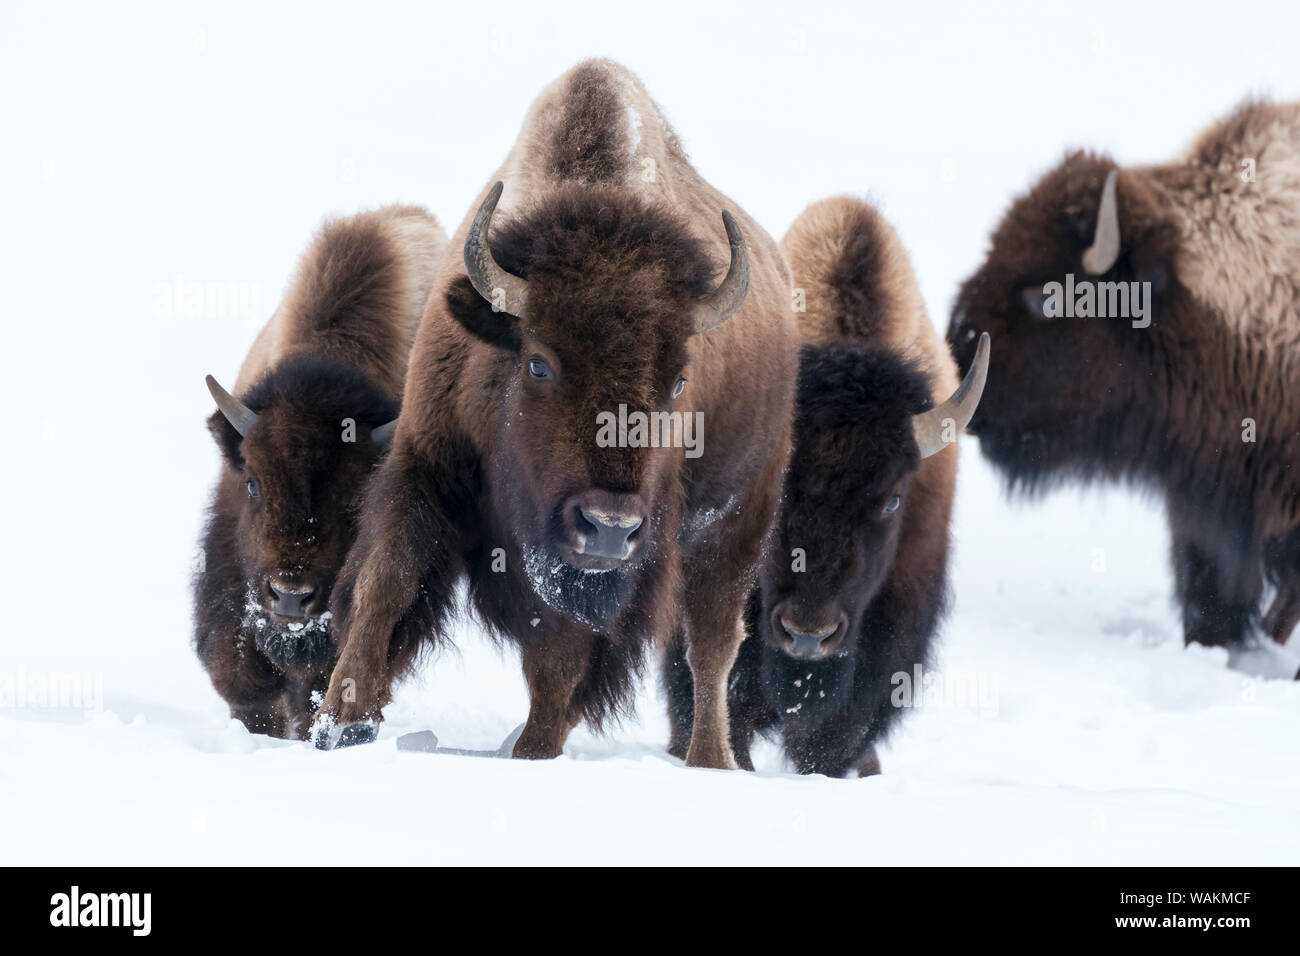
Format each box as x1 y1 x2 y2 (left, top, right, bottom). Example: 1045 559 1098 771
314 456 455 745
681 501 776 768
681 612 745 769
229 699 291 738
512 633 592 759
852 745 883 778
198 626 296 738
1168 513 1261 650
662 630 695 760
1262 531 1300 646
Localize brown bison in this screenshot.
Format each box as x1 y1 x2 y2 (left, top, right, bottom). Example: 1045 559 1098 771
311 59 799 767
947 99 1300 672
666 197 988 775
195 206 445 738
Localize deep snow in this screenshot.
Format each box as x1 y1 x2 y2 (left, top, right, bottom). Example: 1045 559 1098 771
2 0 1298 865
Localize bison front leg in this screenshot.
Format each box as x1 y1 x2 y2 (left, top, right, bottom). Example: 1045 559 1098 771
681 614 744 769
198 626 293 738
513 633 593 759
1262 531 1300 647
230 698 291 738
1167 498 1262 651
280 673 330 741
1262 585 1300 647
662 630 694 760
313 452 461 748
681 488 778 769
1169 533 1261 650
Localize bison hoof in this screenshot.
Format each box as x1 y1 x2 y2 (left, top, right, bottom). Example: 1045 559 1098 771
312 717 379 751
684 744 738 770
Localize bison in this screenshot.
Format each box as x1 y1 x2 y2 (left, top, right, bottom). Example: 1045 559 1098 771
666 197 988 776
310 60 799 767
947 99 1300 673
195 205 445 738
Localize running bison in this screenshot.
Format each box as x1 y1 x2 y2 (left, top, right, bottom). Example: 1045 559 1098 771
311 60 799 766
667 197 988 775
948 99 1300 672
195 206 445 737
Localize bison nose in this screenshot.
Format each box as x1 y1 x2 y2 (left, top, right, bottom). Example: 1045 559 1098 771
564 492 646 562
268 578 315 618
772 607 847 660
578 506 643 560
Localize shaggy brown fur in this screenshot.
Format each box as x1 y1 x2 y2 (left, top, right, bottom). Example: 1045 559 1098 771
665 197 962 775
194 206 446 738
312 60 799 767
948 99 1300 663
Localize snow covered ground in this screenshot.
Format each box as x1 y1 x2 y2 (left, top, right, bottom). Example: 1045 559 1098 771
2 0 1298 865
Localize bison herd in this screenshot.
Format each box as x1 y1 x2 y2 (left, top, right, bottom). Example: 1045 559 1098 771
194 60 1300 776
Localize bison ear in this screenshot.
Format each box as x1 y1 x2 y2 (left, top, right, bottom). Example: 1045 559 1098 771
207 410 244 466
446 275 521 351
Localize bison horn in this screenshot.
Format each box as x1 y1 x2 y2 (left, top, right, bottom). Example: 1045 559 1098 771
1082 169 1121 275
205 375 259 437
693 211 751 335
464 181 530 318
912 332 990 459
371 418 398 449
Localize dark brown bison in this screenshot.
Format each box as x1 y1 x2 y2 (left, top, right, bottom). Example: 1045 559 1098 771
194 206 445 738
310 59 799 767
947 99 1300 673
666 197 988 775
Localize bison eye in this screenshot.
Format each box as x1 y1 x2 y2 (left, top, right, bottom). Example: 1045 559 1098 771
882 494 901 515
672 376 686 399
1020 285 1052 320
528 355 554 382
246 479 260 499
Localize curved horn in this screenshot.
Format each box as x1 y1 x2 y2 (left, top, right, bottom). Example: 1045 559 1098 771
464 181 529 318
371 418 398 449
912 332 990 459
693 211 751 335
1082 169 1121 275
205 375 258 437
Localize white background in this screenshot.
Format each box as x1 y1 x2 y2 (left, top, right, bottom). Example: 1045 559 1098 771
2 0 1298 863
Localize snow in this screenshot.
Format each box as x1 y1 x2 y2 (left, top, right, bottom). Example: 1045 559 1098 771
2 0 1299 864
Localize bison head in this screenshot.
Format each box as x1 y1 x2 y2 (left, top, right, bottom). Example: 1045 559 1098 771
946 152 1176 489
446 182 748 626
759 337 988 664
205 356 397 665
